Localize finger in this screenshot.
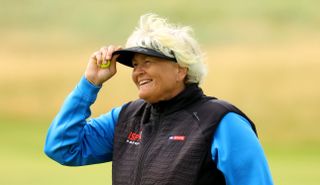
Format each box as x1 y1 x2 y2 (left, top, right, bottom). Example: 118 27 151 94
100 46 108 64
111 45 122 61
95 51 103 66
90 51 99 62
116 45 122 50
106 45 116 62
109 53 119 70
111 53 119 63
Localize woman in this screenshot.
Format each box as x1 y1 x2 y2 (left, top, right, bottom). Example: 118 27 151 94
44 13 273 185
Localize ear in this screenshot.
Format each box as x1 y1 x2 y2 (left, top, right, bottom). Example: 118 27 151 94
177 66 188 82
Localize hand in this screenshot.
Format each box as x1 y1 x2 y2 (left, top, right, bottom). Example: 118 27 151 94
85 45 121 85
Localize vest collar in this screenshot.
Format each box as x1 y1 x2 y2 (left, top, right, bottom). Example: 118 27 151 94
150 83 204 115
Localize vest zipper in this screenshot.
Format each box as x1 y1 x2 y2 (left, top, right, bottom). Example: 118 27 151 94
134 114 161 185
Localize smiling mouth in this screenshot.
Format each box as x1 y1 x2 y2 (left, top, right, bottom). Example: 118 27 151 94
138 79 152 87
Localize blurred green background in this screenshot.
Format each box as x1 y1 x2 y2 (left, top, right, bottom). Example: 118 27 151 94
1 0 319 184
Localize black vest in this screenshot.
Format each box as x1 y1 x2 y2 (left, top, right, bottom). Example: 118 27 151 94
112 84 257 185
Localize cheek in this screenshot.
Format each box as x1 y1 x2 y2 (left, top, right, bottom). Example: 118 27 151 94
131 72 138 85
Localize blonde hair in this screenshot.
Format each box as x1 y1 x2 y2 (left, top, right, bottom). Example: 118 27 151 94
126 13 207 84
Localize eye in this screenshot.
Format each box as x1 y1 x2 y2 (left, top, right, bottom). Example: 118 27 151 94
132 60 139 68
144 57 154 65
132 62 138 67
144 60 151 65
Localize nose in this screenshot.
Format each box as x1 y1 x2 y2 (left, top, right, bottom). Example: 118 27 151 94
133 63 145 75
132 64 146 81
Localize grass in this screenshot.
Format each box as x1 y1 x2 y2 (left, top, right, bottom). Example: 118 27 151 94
266 145 320 185
1 0 320 184
1 41 320 184
0 118 112 185
0 119 319 185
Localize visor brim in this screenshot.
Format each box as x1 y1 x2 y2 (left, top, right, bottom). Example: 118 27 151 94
113 47 176 67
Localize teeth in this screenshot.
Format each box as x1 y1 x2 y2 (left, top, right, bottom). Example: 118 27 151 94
139 79 151 86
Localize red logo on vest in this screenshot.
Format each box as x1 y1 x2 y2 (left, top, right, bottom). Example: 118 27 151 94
126 131 141 145
169 135 186 141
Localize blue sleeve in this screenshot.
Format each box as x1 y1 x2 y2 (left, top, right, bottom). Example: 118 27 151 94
211 112 274 185
44 76 123 166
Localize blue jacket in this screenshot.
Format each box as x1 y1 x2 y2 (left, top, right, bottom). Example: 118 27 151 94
44 76 273 185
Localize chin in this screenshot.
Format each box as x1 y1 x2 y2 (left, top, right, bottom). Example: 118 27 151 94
138 91 149 100
138 92 156 103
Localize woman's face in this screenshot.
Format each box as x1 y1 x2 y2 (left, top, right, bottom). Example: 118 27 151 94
131 53 187 103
